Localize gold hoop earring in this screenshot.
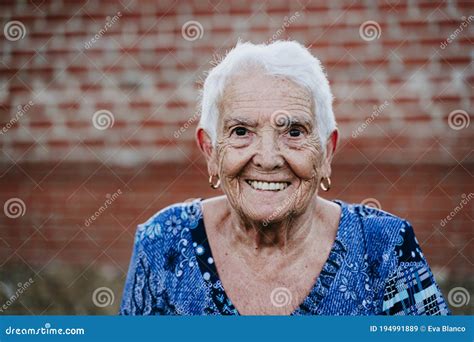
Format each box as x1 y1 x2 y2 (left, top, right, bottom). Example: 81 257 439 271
320 177 331 192
209 174 220 189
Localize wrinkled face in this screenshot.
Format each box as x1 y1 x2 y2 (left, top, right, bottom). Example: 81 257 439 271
212 69 329 224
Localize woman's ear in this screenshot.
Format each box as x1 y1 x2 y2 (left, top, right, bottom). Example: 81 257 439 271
321 128 339 177
196 127 219 176
196 127 213 161
325 129 339 162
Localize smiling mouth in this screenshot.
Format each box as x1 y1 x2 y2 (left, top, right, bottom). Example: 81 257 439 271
245 179 290 191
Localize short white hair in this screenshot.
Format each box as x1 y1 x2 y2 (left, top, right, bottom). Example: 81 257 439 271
198 40 336 145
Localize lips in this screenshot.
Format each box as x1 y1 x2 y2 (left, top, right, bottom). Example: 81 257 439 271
245 179 290 191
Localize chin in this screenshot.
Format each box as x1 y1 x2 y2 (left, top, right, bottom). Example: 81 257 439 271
240 204 282 224
236 179 299 223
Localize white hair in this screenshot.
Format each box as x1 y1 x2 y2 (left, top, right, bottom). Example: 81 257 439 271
198 40 336 145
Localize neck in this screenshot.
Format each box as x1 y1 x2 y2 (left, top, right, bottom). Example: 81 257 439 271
226 197 320 255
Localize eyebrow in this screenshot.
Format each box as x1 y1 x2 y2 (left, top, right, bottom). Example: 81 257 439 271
223 117 258 129
222 114 314 130
288 116 313 127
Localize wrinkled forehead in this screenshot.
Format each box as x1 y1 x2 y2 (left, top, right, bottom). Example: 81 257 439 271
217 69 315 128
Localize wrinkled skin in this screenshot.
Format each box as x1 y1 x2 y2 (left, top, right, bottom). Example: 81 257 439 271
197 67 338 249
196 67 340 314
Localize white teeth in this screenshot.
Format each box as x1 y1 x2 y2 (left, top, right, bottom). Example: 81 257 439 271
247 180 289 191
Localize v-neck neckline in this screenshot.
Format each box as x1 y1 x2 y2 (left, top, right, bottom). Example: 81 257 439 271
189 199 348 315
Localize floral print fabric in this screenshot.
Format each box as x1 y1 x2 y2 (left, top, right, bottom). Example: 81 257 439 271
120 199 450 315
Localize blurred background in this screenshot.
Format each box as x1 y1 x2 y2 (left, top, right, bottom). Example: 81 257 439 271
0 0 472 315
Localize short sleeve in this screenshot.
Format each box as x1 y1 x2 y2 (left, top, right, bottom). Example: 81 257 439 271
381 221 451 315
119 229 173 315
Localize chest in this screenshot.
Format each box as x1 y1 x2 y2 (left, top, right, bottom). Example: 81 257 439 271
211 246 330 315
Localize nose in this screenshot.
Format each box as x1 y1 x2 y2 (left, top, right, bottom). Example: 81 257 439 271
252 129 284 170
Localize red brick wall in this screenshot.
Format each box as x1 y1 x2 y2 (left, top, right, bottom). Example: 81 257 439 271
0 0 472 313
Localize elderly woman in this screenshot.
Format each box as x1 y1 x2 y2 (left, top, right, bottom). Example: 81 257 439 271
120 41 450 315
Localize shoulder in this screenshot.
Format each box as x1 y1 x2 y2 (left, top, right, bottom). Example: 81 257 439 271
341 200 411 245
134 199 203 248
337 200 416 273
121 200 203 315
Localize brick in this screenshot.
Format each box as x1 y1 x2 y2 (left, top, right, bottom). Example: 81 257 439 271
0 1 471 303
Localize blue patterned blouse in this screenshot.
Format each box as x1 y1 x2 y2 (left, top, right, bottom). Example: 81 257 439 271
119 199 450 315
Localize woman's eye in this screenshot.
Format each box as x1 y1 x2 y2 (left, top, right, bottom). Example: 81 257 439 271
288 128 303 137
233 127 248 136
